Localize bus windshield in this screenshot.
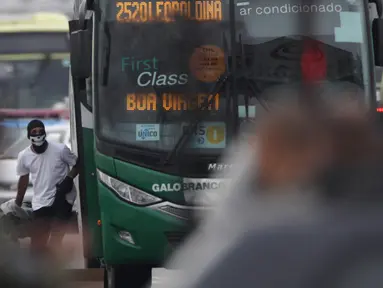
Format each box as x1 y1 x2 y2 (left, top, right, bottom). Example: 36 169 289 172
0 56 70 109
96 0 370 156
0 31 70 110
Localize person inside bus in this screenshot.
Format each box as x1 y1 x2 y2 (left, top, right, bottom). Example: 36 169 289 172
15 119 79 255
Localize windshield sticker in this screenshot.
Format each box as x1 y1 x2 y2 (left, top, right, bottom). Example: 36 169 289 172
237 2 343 16
189 45 226 83
255 3 342 15
183 122 226 149
334 12 363 43
238 105 256 118
136 124 160 141
235 0 353 38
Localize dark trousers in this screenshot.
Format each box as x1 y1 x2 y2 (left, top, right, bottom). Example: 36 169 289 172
31 200 72 255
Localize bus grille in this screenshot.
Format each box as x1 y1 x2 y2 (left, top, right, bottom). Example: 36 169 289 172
157 205 194 221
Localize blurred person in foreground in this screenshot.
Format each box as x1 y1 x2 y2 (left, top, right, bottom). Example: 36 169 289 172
15 119 79 256
164 90 383 288
0 235 71 288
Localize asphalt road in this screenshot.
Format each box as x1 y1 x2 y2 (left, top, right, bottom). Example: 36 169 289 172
67 269 172 288
0 188 176 286
2 191 175 287
19 234 176 287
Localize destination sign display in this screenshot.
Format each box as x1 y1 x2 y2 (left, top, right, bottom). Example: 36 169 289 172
126 93 220 111
101 0 228 137
116 0 223 23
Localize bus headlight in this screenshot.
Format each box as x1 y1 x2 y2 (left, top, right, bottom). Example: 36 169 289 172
97 170 162 206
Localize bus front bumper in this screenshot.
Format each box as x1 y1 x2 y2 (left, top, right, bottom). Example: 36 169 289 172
98 184 195 266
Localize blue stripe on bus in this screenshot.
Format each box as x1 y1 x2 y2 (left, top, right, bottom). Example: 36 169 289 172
0 119 68 128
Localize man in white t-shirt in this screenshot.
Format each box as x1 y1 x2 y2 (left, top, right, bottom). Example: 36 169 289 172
15 119 79 254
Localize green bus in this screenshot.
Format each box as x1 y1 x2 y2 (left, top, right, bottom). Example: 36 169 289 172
69 0 383 287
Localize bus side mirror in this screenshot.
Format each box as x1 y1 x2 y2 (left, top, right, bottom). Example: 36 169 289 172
69 27 92 79
373 18 383 66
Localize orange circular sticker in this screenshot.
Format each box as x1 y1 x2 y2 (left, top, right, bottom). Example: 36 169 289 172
189 45 225 83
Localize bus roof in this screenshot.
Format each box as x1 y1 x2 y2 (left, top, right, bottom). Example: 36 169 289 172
0 12 68 33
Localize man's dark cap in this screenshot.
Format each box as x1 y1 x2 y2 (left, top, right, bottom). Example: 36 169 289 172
27 119 45 138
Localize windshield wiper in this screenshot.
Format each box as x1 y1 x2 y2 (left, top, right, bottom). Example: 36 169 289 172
162 23 233 166
237 33 271 112
29 54 51 89
162 33 275 166
162 72 230 165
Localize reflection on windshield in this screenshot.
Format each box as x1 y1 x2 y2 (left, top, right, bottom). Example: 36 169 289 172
0 58 70 109
235 0 368 90
235 35 364 94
